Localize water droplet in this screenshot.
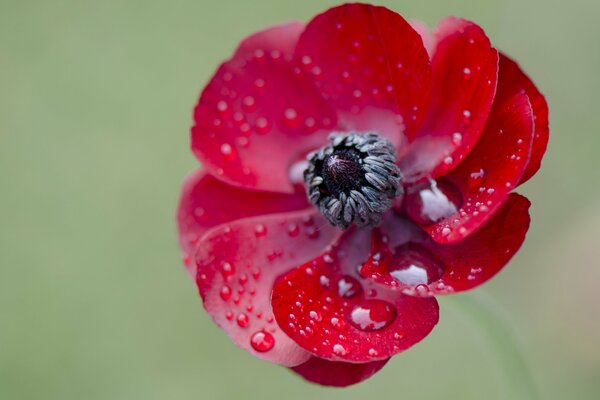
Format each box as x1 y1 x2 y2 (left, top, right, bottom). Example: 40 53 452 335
368 348 378 357
221 261 234 278
349 300 396 331
452 132 463 145
309 310 322 321
254 224 267 237
287 223 300 237
250 331 275 352
337 276 362 298
283 108 299 127
220 143 236 160
468 168 487 188
220 285 232 301
389 245 444 286
306 226 320 239
333 344 347 355
237 313 250 328
330 317 345 330
255 117 270 134
216 100 228 113
242 96 256 112
462 109 472 125
254 78 266 90
462 67 472 80
403 179 462 225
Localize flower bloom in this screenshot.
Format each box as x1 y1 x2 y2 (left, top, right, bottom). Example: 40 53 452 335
177 3 548 386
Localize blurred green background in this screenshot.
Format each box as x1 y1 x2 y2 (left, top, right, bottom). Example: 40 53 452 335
1 0 598 399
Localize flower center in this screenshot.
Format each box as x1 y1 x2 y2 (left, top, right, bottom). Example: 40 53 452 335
304 132 403 229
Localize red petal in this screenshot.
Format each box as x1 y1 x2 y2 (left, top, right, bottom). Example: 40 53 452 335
234 22 304 59
191 25 337 193
422 193 531 294
409 19 434 58
418 91 533 243
176 169 309 274
362 195 530 295
290 356 389 387
194 210 339 367
295 3 432 146
271 228 439 363
407 18 498 179
498 53 549 184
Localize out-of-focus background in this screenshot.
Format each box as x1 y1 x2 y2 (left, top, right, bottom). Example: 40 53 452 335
1 0 598 399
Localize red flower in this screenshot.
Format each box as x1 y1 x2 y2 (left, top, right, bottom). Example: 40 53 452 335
177 3 548 387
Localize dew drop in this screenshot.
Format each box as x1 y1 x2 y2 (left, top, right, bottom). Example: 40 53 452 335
220 143 236 160
462 109 472 125
468 168 487 188
221 261 234 278
403 179 462 225
254 224 267 237
216 100 228 113
389 245 444 286
219 285 232 301
333 344 347 355
250 331 275 352
242 96 256 112
287 223 300 237
255 117 270 134
452 132 463 146
349 300 396 331
237 313 250 328
283 108 299 127
309 310 322 321
330 317 345 330
462 67 472 80
337 276 362 298
254 78 266 89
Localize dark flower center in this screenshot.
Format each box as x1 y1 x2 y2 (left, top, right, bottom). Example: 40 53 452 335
321 149 364 196
304 132 403 229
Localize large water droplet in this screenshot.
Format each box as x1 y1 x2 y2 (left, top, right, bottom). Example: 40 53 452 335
389 245 444 286
250 331 275 352
337 276 362 298
403 179 463 225
349 299 396 331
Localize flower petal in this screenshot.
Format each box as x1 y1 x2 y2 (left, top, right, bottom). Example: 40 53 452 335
194 210 338 367
416 91 533 243
234 22 304 59
362 195 530 296
409 19 434 58
418 193 531 294
272 228 439 363
408 17 498 179
176 169 309 274
191 26 337 193
498 53 549 184
295 3 432 146
290 356 389 387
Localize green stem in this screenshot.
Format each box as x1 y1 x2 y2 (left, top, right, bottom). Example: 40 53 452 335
444 293 538 400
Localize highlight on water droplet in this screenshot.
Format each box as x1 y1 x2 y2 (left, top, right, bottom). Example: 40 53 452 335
237 313 250 328
349 299 396 332
337 275 362 298
250 330 275 352
403 179 463 225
